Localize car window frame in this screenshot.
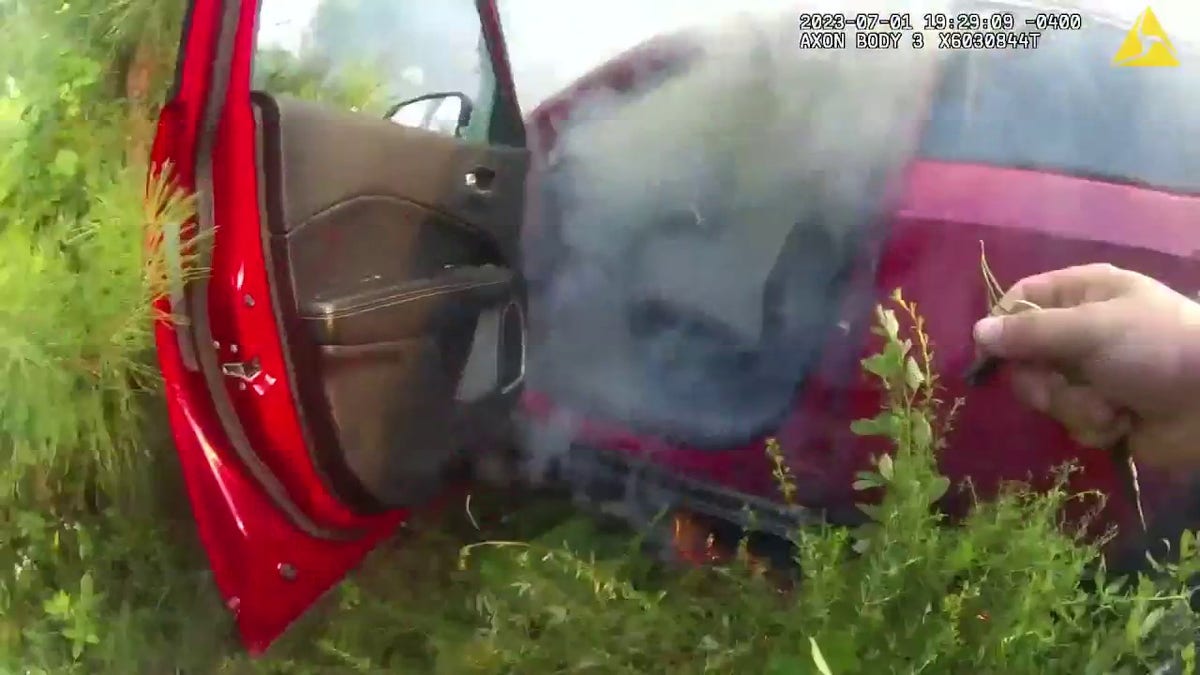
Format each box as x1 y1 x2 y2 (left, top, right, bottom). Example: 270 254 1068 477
249 0 521 147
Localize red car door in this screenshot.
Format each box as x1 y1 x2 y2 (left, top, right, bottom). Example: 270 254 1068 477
149 0 528 653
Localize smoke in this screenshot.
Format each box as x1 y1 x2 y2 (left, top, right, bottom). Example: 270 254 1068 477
463 2 1200 556
512 3 956 491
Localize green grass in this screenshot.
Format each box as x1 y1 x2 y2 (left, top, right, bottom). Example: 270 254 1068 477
5 1 1200 672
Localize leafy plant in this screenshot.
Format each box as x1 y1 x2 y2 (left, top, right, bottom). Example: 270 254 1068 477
0 134 227 673
254 47 390 114
436 290 1200 675
0 3 233 671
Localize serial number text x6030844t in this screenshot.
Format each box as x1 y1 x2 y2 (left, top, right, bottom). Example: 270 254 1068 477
796 29 1044 51
933 30 1042 50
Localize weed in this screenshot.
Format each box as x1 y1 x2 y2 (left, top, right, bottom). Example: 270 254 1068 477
441 291 1200 675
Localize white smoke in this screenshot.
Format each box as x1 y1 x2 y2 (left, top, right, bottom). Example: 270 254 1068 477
513 5 954 489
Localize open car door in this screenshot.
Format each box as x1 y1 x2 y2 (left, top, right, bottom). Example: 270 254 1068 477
149 0 528 653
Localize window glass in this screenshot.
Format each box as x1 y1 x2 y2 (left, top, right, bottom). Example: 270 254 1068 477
253 0 496 142
922 11 1200 192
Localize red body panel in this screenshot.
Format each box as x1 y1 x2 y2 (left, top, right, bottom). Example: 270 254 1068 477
518 43 1200 545
878 163 1200 523
523 162 1200 541
151 0 402 654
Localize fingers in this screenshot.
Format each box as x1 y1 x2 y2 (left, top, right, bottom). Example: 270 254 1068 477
974 264 1142 362
980 264 1199 470
1010 366 1128 450
974 304 1118 363
1010 365 1197 472
998 263 1141 311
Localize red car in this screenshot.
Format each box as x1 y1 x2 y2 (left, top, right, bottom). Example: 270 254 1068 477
152 0 1200 654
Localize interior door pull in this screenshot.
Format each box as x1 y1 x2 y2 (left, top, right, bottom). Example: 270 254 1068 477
464 166 496 195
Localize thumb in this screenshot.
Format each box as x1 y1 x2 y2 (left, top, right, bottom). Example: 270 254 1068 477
973 305 1111 363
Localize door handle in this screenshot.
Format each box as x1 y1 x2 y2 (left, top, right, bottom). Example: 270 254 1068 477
463 166 496 197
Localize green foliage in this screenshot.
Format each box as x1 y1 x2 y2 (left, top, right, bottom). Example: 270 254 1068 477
421 290 1200 675
0 0 178 225
253 47 389 114
0 2 234 672
0 0 395 670
0 96 224 675
0 162 194 498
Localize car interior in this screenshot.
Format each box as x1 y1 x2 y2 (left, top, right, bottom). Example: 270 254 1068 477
250 92 530 511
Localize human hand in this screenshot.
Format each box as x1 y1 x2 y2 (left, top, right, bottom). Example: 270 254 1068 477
972 263 1200 469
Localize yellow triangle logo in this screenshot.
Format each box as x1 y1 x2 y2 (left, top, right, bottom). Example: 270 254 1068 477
1113 7 1179 67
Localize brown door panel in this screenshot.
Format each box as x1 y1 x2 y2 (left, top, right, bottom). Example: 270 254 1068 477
252 92 528 511
256 94 526 300
285 195 508 310
302 265 515 345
